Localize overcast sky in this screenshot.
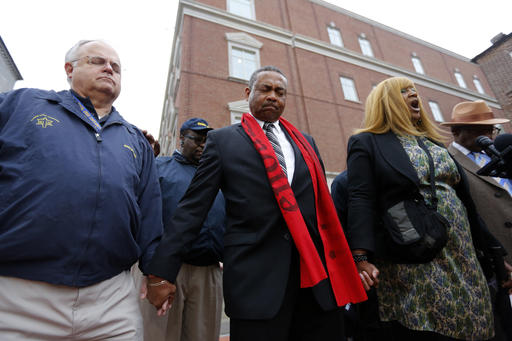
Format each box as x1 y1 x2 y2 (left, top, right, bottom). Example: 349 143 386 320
1 0 510 137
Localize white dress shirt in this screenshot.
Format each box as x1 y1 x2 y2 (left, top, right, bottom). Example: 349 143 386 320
250 113 295 184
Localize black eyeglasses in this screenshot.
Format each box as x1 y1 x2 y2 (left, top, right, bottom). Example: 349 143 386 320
71 55 122 74
183 134 207 145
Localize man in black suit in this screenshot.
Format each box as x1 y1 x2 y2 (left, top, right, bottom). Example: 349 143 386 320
146 66 365 341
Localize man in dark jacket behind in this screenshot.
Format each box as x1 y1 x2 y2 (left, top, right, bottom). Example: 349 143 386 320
0 40 163 340
143 118 225 341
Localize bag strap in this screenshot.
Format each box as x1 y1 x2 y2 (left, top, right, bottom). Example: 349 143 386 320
415 136 438 210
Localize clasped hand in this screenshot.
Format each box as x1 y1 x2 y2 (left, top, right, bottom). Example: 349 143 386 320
140 275 176 316
356 261 380 291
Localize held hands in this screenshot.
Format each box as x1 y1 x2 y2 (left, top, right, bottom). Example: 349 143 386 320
142 275 176 315
503 261 512 293
353 251 380 291
357 261 380 291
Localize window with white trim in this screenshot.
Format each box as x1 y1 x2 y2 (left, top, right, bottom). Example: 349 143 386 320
340 77 359 102
226 32 262 81
358 35 374 57
227 0 254 19
230 46 258 80
454 71 467 88
411 56 425 74
428 101 444 122
473 77 485 94
327 27 343 47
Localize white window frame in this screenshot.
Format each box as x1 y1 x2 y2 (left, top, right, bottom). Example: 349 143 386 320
454 71 467 88
411 56 425 75
473 77 485 94
358 35 374 57
428 101 444 122
227 0 255 19
340 77 359 102
327 26 343 47
226 32 262 81
229 45 259 80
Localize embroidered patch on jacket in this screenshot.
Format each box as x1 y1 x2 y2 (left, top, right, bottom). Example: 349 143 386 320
123 144 137 158
31 114 60 128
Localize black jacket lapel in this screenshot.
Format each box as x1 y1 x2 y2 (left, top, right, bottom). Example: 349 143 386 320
375 131 419 186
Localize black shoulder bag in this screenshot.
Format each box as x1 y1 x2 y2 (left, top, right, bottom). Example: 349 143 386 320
381 137 450 263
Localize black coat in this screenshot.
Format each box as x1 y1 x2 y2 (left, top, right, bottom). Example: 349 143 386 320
148 122 336 319
346 131 502 266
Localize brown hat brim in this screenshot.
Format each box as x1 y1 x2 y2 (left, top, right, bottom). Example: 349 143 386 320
440 118 510 126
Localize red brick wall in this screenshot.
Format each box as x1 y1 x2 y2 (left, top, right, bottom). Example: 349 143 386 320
475 37 512 120
168 0 505 172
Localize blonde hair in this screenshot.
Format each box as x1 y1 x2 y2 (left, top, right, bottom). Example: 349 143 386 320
355 77 446 143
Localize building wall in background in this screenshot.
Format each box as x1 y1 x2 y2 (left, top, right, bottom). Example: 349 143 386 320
159 0 506 179
473 33 512 120
0 36 22 92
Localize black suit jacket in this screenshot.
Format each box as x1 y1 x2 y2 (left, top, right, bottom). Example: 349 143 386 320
346 131 502 265
148 122 336 319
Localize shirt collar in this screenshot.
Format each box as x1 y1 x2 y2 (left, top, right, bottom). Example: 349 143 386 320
249 112 283 134
451 141 472 156
70 89 112 123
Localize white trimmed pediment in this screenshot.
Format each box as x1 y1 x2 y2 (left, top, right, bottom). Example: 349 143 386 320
225 32 263 49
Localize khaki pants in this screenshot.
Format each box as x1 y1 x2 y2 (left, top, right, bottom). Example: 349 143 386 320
0 271 142 340
137 263 223 341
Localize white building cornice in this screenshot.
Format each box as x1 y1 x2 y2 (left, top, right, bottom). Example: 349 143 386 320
176 0 500 108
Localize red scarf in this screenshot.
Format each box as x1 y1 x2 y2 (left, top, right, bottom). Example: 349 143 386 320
241 113 367 306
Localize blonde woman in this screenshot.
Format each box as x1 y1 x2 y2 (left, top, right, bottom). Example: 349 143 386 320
346 77 502 340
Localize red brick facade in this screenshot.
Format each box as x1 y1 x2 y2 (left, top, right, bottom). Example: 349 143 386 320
159 0 506 177
473 33 512 120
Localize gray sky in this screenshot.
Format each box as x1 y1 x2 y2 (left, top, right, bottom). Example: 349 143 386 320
1 0 510 137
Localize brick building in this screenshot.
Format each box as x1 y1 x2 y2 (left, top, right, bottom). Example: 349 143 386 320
159 0 507 181
0 36 22 93
472 32 512 120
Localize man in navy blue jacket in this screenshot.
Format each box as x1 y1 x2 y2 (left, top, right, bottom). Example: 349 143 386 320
0 40 163 340
142 117 225 341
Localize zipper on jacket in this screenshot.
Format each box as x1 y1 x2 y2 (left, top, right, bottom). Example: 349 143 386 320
72 131 103 285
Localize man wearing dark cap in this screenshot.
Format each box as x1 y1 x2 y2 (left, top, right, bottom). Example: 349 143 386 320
143 118 225 341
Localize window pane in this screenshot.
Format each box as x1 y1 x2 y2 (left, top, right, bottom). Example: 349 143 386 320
327 27 343 47
412 57 425 74
228 0 253 19
231 46 257 80
340 77 359 101
473 78 485 94
358 37 373 57
429 101 444 122
454 72 467 88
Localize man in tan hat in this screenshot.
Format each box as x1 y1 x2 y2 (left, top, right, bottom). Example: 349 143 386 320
442 100 512 261
443 100 512 340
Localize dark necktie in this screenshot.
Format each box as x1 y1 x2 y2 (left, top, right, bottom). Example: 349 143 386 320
263 122 287 178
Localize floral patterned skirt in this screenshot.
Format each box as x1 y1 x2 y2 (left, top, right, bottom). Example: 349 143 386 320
376 186 494 340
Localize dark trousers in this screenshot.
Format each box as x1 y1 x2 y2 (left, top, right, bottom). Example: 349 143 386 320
230 250 344 341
